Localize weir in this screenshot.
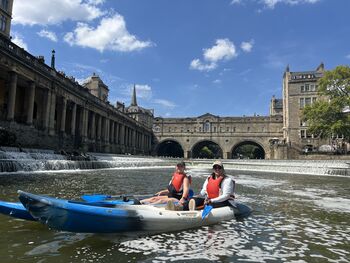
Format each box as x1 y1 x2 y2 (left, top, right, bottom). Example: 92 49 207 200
0 147 349 176
0 147 170 173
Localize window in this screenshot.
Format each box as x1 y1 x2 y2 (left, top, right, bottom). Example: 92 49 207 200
312 97 317 103
0 15 6 32
300 98 305 109
226 127 229 132
305 97 311 106
247 127 250 132
204 121 211 132
300 85 305 92
300 130 306 138
213 127 216 132
305 84 310 92
1 0 8 11
233 127 236 132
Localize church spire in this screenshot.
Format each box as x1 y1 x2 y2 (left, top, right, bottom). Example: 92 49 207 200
131 84 137 106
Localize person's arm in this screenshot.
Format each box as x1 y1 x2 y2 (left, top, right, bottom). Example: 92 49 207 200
199 178 208 197
179 177 190 204
156 189 169 196
209 177 234 203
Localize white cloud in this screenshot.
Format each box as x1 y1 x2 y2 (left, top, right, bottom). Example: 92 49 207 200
153 99 176 109
230 0 242 4
346 54 350 60
266 0 320 9
12 33 28 50
37 30 58 42
135 84 152 100
190 39 237 72
190 59 217 71
64 14 154 52
241 40 254 52
231 0 320 9
13 0 104 26
204 39 237 62
213 79 222 84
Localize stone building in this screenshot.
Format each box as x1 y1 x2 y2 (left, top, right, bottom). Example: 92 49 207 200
0 1 152 155
83 73 109 102
153 113 284 159
152 63 332 159
282 63 327 155
0 0 12 39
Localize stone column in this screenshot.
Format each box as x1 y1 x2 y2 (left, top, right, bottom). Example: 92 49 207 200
90 112 96 140
43 89 51 131
71 103 77 136
48 90 56 136
104 118 110 143
26 81 36 125
97 115 102 141
110 121 115 144
114 122 119 144
141 134 145 153
120 124 125 145
7 72 17 121
60 97 67 133
82 108 88 138
132 130 136 148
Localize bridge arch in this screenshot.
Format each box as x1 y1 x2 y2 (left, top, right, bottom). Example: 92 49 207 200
155 139 184 158
191 139 223 159
231 140 266 159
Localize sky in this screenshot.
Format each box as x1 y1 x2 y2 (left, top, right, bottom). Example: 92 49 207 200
10 0 350 118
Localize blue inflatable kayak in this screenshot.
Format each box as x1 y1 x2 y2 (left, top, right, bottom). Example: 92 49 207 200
17 190 251 233
0 200 35 221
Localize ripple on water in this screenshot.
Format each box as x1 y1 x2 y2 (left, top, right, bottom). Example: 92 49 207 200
114 213 350 262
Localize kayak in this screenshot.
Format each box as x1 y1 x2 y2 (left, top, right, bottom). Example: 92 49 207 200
0 200 35 221
18 190 250 233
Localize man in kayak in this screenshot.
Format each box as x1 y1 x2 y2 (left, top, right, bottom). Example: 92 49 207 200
139 161 191 208
184 160 235 211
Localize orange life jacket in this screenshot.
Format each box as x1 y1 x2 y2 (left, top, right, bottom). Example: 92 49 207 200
206 175 224 199
170 172 186 192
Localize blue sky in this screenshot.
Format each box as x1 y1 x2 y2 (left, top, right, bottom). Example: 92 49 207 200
11 0 350 118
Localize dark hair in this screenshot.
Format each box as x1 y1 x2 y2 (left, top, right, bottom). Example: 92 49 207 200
176 161 186 167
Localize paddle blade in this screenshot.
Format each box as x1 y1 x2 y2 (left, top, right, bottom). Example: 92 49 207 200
81 194 111 202
201 205 213 220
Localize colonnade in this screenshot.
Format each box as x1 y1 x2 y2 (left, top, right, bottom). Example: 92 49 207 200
3 71 152 154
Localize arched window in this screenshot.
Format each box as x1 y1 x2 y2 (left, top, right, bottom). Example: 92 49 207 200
204 121 211 132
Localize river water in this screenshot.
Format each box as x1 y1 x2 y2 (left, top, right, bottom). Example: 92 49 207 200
0 164 349 262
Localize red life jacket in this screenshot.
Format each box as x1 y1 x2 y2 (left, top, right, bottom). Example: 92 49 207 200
170 172 186 192
206 175 224 199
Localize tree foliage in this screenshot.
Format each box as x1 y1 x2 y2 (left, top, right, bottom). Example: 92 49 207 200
302 65 350 140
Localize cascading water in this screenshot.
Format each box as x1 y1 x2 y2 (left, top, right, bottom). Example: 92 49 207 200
0 147 349 175
0 147 170 173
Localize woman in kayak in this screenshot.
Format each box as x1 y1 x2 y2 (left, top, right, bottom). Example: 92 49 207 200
185 160 235 211
139 161 191 207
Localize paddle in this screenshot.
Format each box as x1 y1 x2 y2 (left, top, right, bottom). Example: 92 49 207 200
201 205 213 220
81 193 153 203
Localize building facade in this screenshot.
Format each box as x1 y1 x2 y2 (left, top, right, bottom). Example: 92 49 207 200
282 63 327 154
0 36 153 154
0 0 12 39
152 63 331 159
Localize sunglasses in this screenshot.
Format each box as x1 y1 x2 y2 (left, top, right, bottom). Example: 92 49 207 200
213 165 222 170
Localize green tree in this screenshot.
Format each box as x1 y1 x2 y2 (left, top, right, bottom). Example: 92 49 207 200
302 65 350 141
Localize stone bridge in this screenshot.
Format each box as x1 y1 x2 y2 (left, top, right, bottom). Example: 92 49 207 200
153 113 286 159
